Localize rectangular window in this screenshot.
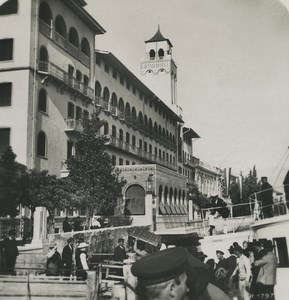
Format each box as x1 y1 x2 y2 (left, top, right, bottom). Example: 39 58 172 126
0 0 18 15
67 102 74 118
132 87 136 95
126 81 130 90
273 237 289 266
0 38 13 61
0 82 12 106
112 155 116 165
0 128 10 153
126 160 130 165
83 75 89 86
75 106 82 120
119 158 123 165
104 64 109 74
67 141 74 159
113 70 117 79
95 56 101 66
120 77 124 85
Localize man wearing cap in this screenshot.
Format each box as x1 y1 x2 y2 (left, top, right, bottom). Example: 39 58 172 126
114 238 127 262
254 240 277 300
62 238 74 278
260 177 273 218
132 247 230 300
214 250 228 293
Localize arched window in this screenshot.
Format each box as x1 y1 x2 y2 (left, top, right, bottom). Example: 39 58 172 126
148 118 153 134
104 122 109 135
139 139 142 149
174 188 178 202
119 129 123 141
144 115 148 131
169 188 173 204
138 112 143 129
118 98 124 113
95 81 101 97
154 122 158 137
149 49 155 60
37 131 47 157
159 125 162 138
125 103 131 122
125 184 145 215
55 15 66 37
68 27 79 48
39 2 52 25
81 38 90 57
164 187 168 204
103 87 110 102
111 93 117 108
131 107 137 125
112 125 116 137
38 88 47 113
39 46 48 62
158 48 164 59
126 132 130 144
144 142 147 152
132 135 136 147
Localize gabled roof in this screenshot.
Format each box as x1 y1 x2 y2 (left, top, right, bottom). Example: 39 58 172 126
183 127 200 139
145 26 173 47
95 50 183 123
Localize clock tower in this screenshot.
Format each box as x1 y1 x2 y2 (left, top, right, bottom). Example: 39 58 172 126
141 26 177 110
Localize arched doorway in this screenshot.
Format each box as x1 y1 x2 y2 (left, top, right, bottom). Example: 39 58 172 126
125 184 145 215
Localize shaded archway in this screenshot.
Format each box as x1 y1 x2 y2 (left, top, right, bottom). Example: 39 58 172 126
125 184 145 215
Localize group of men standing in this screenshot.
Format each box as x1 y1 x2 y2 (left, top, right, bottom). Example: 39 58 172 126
46 238 89 280
207 240 277 300
0 229 18 275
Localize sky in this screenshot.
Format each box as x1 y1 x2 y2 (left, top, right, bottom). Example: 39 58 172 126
86 0 289 187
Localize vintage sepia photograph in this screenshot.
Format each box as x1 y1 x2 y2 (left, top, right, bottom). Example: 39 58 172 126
0 0 289 299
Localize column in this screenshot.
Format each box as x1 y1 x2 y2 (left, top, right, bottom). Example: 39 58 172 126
32 206 48 246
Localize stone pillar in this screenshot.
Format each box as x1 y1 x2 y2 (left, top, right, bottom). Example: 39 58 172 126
188 200 193 222
32 206 48 246
145 193 154 229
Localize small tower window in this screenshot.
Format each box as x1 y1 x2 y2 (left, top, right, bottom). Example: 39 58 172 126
149 49 155 60
158 48 164 59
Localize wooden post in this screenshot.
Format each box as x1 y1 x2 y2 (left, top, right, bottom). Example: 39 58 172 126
86 271 98 300
123 258 137 300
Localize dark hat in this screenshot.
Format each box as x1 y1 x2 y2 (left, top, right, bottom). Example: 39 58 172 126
261 177 267 181
252 240 262 247
228 246 235 253
234 245 243 253
131 248 189 285
216 250 224 255
118 238 124 243
262 240 275 249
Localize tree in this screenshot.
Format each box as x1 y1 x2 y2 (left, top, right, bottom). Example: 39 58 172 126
23 170 72 218
67 110 126 223
0 147 27 217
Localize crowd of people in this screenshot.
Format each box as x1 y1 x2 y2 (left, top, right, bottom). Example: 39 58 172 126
203 240 277 300
62 216 110 232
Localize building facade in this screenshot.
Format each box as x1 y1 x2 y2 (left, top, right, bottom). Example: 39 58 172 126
0 0 222 230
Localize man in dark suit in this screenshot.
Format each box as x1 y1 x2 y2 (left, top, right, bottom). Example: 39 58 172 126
260 177 273 218
3 229 19 275
62 217 71 233
114 238 126 262
62 238 74 277
114 238 126 277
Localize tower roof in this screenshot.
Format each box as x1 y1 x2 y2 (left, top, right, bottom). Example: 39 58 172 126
145 26 173 47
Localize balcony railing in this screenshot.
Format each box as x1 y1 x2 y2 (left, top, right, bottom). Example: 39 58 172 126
65 119 83 133
38 60 94 100
39 20 90 68
107 136 177 170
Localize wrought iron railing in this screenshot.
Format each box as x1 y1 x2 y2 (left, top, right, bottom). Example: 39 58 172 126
38 60 94 100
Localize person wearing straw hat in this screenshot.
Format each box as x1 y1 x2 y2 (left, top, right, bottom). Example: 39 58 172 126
75 242 89 280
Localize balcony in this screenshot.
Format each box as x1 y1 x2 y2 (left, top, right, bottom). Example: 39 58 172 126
106 136 177 171
39 20 90 68
184 158 198 168
64 119 83 134
38 60 94 100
